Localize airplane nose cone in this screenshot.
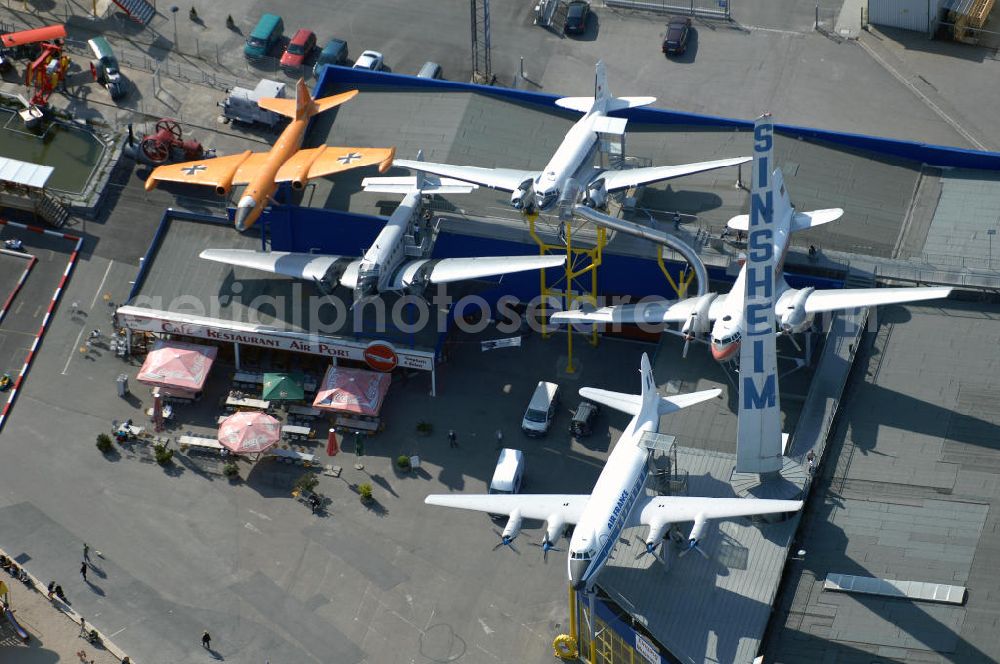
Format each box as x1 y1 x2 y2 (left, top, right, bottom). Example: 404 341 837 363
711 342 739 362
569 559 589 591
234 205 253 232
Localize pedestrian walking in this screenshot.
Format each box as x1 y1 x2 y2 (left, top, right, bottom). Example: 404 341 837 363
448 430 457 448
80 562 87 582
201 630 211 649
806 450 816 475
79 617 87 637
46 581 55 599
83 543 90 564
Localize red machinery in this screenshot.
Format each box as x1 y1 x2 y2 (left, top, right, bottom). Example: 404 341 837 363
2 25 70 107
139 119 205 164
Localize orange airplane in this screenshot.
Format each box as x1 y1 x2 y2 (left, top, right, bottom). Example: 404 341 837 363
145 78 395 231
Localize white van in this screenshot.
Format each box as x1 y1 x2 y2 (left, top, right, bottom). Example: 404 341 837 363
489 448 525 495
521 381 560 437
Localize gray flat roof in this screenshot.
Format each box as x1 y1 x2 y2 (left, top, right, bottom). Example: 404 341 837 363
128 214 441 350
307 86 923 260
765 300 1000 664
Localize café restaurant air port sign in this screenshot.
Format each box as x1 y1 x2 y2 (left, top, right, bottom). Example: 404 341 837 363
116 306 434 371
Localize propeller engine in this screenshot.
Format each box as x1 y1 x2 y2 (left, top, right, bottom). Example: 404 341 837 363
494 509 523 552
584 179 608 209
779 287 815 335
679 514 709 558
510 180 533 210
681 293 717 358
640 519 670 557
531 515 566 562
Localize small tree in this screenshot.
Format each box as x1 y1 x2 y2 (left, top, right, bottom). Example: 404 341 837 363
95 433 113 454
416 421 433 435
153 443 173 466
223 462 239 479
396 455 411 471
358 482 373 503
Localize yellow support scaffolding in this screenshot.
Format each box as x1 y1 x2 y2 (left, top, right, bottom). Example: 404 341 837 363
527 211 606 374
656 244 697 299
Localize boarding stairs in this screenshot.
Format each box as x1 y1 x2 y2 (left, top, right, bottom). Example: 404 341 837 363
111 0 156 26
37 193 69 227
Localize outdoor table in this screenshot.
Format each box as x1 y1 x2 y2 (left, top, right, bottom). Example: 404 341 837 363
282 425 313 440
287 405 321 419
226 396 271 411
178 435 224 452
335 414 380 433
145 404 174 420
270 448 316 465
116 424 145 438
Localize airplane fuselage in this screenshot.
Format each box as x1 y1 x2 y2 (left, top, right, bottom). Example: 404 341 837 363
710 213 793 362
234 116 310 231
528 109 602 211
354 191 422 300
567 380 659 590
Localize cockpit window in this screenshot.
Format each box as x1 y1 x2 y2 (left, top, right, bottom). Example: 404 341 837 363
537 189 559 208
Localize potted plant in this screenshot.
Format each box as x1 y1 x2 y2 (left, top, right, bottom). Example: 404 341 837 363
415 421 433 436
396 455 412 472
358 482 373 504
153 443 173 466
223 462 240 480
95 433 113 454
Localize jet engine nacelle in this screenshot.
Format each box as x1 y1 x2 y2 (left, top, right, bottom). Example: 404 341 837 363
510 180 533 210
503 510 523 542
779 287 815 334
682 293 717 339
584 180 608 209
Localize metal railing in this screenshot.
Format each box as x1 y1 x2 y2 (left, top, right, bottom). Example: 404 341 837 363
603 0 731 20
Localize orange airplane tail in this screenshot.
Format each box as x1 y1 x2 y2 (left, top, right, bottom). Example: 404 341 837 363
256 79 359 121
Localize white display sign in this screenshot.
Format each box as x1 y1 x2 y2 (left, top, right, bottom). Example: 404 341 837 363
117 306 435 371
634 632 661 664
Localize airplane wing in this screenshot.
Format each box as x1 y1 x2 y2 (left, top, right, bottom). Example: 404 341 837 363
597 156 751 192
802 286 952 314
551 297 728 325
393 255 566 288
394 158 535 192
146 151 253 191
636 495 802 525
425 494 589 524
579 387 720 417
199 249 359 287
275 146 396 182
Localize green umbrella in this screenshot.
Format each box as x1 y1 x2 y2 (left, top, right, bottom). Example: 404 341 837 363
261 372 305 401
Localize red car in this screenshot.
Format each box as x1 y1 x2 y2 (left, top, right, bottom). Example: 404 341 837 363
280 29 316 69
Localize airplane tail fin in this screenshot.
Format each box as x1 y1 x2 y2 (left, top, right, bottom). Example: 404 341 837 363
579 353 720 419
256 79 358 120
554 61 656 113
735 114 783 474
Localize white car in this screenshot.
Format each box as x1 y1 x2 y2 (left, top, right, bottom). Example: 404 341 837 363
353 50 384 71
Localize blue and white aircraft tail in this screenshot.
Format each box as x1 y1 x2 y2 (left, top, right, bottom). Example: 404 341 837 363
425 352 802 591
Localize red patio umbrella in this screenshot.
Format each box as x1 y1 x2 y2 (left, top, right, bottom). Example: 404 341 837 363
217 411 281 455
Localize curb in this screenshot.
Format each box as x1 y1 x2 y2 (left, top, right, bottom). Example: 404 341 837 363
0 219 82 433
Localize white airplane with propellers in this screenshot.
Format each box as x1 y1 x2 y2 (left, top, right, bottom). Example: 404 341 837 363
425 353 802 591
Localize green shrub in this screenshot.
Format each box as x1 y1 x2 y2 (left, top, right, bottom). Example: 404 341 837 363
223 462 239 478
293 473 319 494
358 482 373 502
153 443 173 466
396 455 411 470
415 421 433 435
96 433 113 454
